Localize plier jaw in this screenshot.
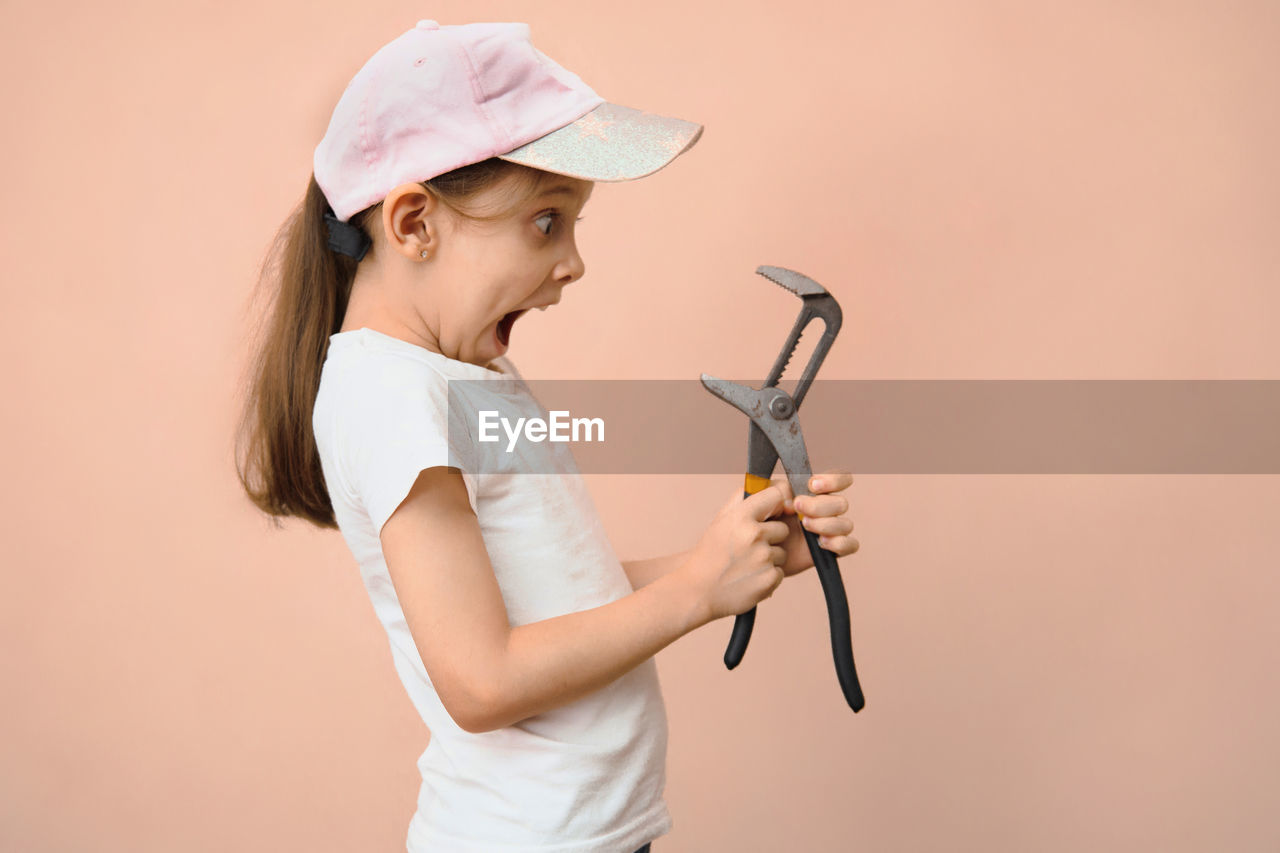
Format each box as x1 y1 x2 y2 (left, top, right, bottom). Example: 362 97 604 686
755 266 842 409
699 266 865 714
698 379 813 509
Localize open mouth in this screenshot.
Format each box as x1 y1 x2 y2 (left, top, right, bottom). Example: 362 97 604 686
496 309 530 347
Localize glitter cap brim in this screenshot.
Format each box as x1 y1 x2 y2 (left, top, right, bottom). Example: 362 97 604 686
496 102 703 182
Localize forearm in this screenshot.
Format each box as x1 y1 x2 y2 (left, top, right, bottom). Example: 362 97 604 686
621 548 693 591
480 567 706 732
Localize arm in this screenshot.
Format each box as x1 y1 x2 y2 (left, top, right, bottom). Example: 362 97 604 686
493 565 702 731
621 549 693 591
380 467 709 735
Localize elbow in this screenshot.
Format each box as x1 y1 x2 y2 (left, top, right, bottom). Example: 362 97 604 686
426 635 512 734
449 674 508 735
453 699 492 734
457 712 498 735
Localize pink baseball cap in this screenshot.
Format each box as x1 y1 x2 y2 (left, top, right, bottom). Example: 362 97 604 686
314 19 704 223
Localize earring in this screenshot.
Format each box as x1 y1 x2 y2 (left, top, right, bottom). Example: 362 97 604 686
419 249 428 259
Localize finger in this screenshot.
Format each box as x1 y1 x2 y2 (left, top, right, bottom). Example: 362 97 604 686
762 519 790 544
809 470 854 494
757 561 784 588
794 493 849 518
745 485 786 521
799 515 853 537
770 477 796 512
815 534 860 556
769 545 787 568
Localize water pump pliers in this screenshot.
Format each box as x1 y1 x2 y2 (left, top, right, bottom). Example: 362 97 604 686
700 265 865 713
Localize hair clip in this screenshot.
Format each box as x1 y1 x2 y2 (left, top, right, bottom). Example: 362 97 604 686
323 209 371 262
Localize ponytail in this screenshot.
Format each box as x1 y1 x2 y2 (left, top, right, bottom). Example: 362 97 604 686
235 174 370 529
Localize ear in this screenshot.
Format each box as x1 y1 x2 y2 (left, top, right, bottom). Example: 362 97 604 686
381 182 444 261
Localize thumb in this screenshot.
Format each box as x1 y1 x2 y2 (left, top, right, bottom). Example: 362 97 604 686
744 484 786 520
772 477 796 512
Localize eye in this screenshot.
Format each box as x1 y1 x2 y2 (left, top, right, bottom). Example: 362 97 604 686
534 212 586 237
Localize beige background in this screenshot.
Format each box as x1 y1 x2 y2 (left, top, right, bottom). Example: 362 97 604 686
3 1 1278 850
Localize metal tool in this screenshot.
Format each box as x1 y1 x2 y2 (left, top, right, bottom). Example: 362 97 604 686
700 265 865 713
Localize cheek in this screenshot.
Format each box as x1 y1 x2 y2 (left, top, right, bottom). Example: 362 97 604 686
467 286 516 329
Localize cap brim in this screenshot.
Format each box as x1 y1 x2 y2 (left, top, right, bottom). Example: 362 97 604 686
496 102 703 182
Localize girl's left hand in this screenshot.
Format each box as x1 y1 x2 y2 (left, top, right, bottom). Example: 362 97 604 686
771 469 859 577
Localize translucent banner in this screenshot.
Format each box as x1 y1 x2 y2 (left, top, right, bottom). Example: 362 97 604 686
443 379 1280 474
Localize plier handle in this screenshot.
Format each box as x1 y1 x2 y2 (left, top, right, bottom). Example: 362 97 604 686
700 266 865 713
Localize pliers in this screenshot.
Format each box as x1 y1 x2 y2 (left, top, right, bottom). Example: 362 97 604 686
700 266 865 713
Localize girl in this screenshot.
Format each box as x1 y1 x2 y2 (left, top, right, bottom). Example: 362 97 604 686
236 19 859 853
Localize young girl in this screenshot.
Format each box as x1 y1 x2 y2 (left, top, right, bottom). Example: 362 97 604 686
237 19 858 853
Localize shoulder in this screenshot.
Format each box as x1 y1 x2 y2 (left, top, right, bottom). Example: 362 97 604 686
328 343 448 400
316 347 454 447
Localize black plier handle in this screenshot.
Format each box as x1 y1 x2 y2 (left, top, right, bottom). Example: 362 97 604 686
700 266 865 713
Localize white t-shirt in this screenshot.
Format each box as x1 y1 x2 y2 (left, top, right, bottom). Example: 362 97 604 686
311 327 671 853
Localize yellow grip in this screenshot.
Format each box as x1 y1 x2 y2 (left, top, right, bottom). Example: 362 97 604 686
743 472 772 495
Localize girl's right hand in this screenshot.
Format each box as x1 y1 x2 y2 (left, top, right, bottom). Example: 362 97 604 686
680 486 791 627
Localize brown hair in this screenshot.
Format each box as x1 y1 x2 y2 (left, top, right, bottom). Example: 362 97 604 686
235 158 553 529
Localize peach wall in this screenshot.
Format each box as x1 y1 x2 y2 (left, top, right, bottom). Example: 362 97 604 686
3 1 1278 850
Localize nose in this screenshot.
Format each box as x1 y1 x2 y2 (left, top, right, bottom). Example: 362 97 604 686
553 238 586 285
